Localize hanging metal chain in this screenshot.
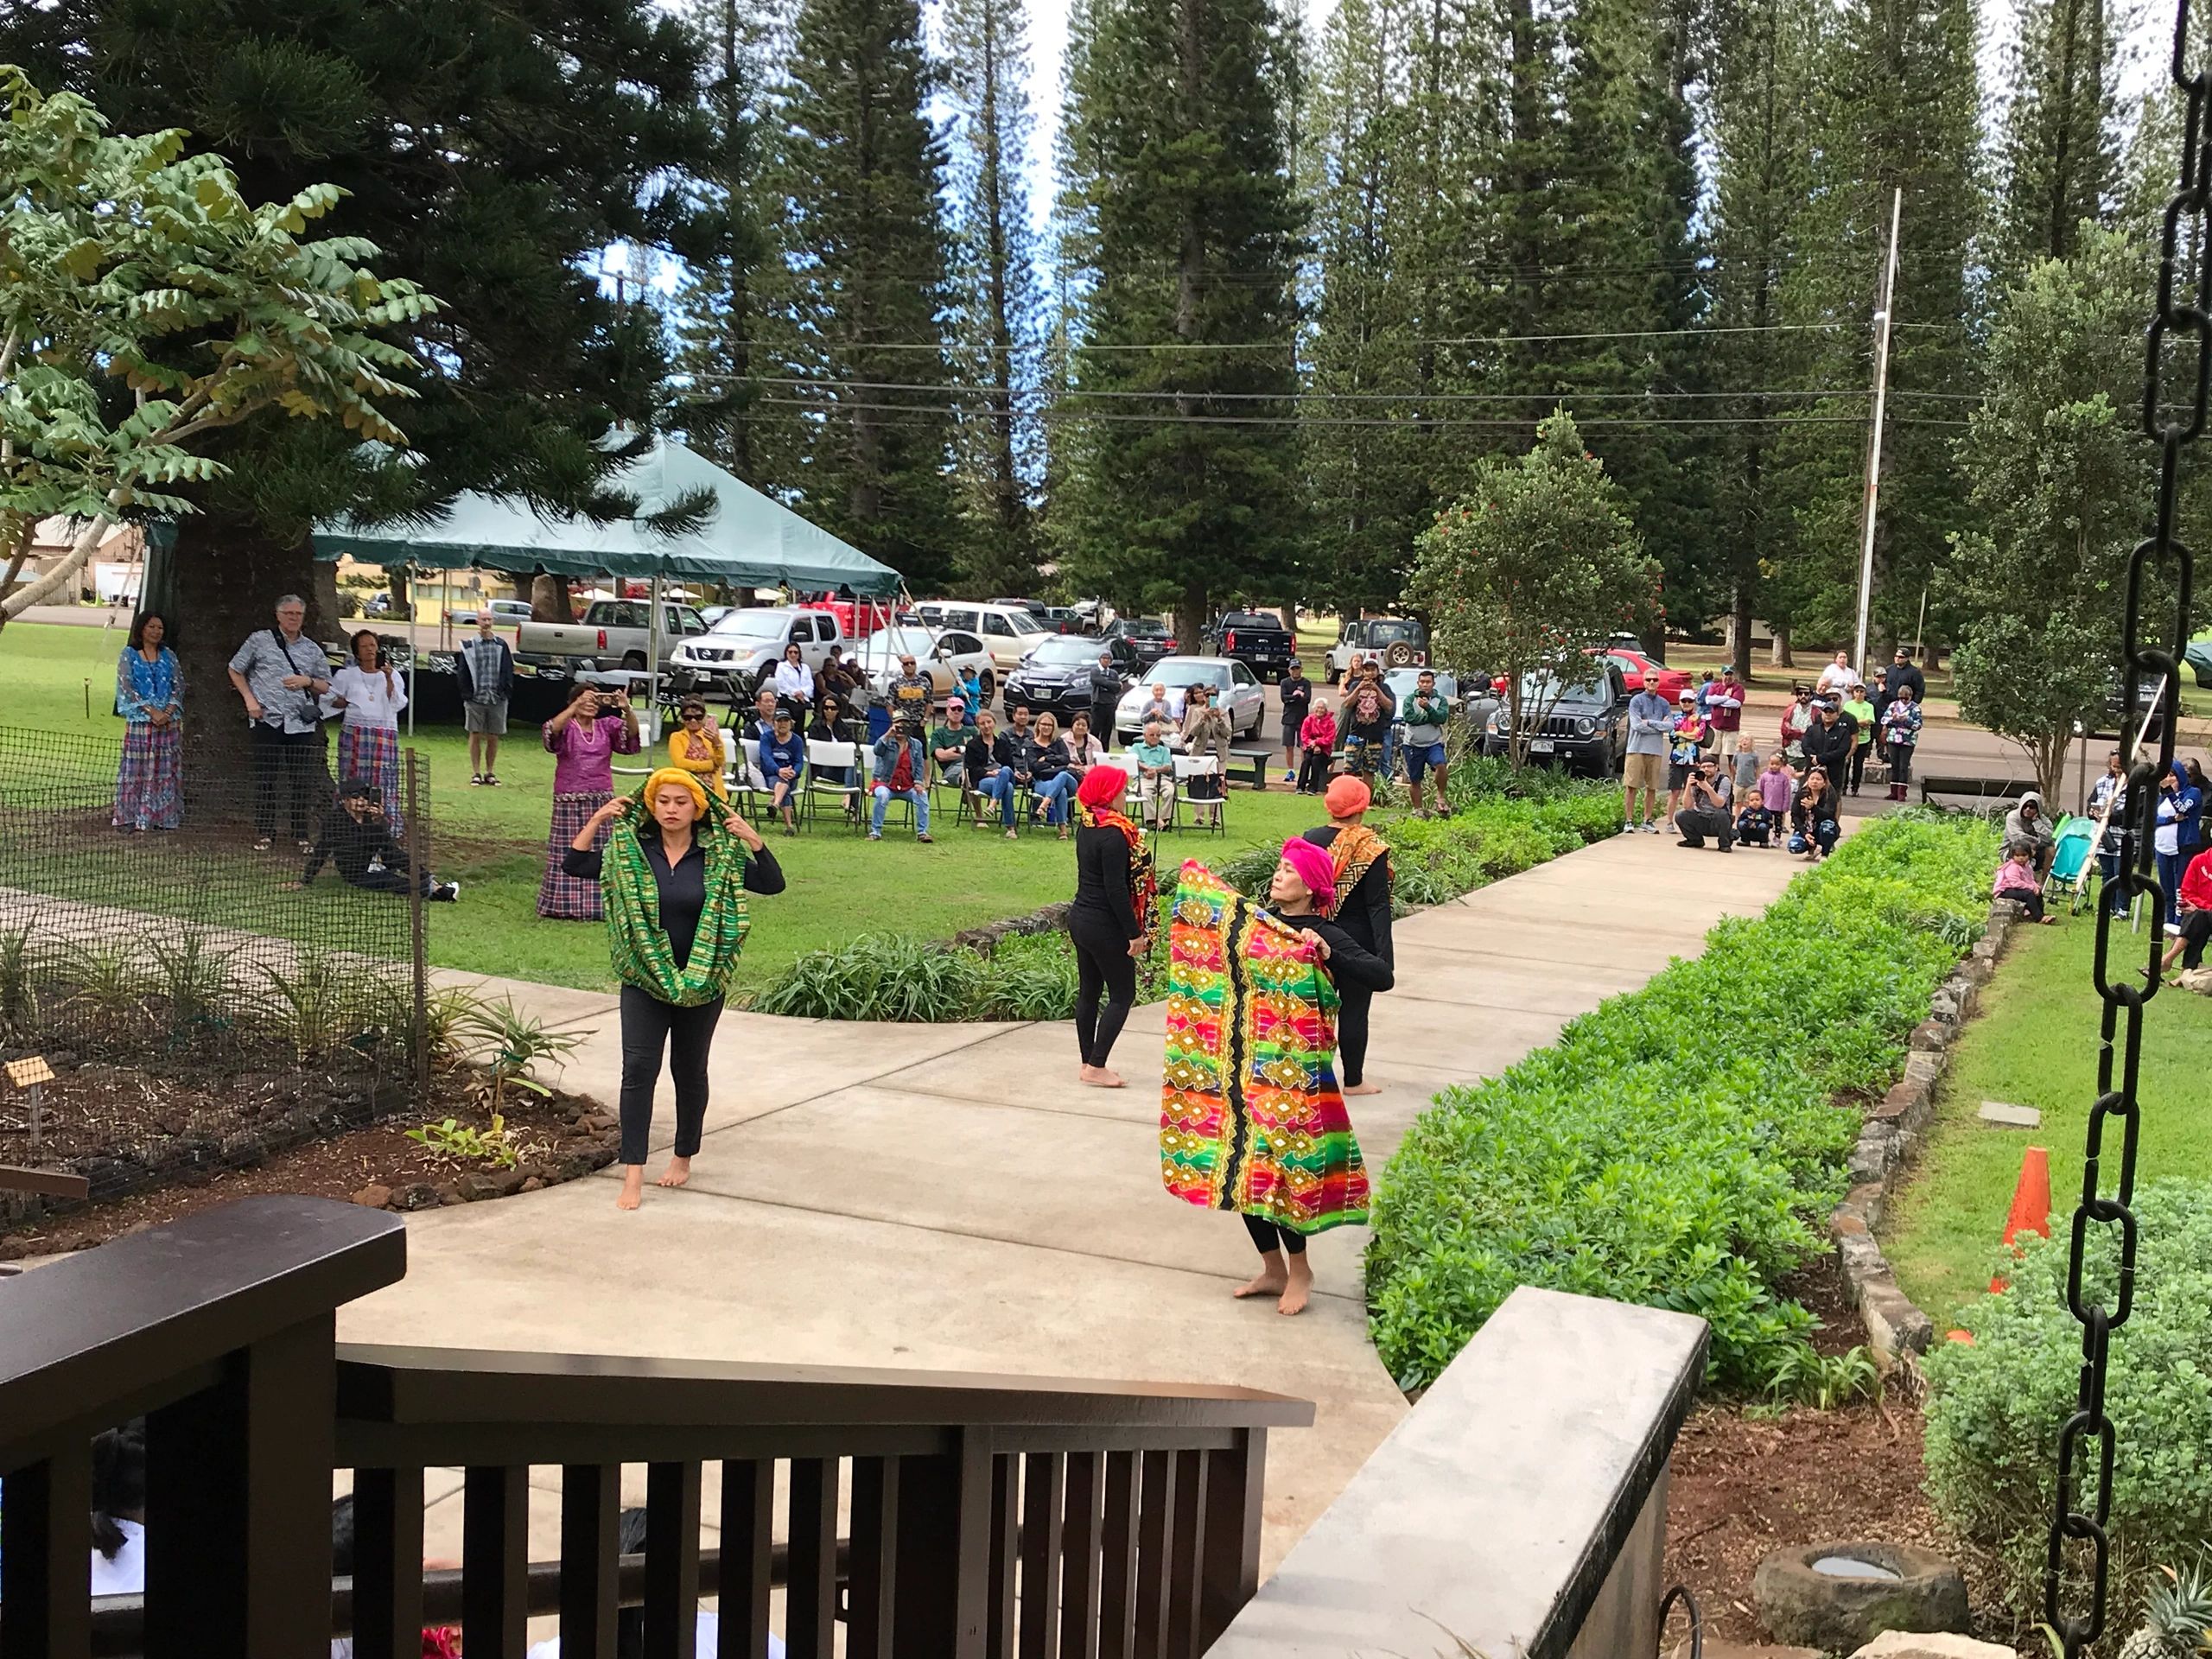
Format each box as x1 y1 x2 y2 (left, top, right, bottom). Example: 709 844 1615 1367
2045 3 2202 1649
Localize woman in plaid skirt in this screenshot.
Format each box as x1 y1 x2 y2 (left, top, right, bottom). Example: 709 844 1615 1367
114 611 183 831
537 684 642 918
327 630 408 824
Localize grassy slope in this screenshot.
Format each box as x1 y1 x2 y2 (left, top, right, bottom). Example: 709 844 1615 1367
1882 915 2212 1324
0 621 1335 994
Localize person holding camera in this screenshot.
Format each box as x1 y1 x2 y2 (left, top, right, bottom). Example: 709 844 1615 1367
1673 758 1735 851
537 683 641 918
326 628 409 825
226 594 332 853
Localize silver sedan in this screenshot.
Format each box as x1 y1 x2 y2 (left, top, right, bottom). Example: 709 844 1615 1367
1112 656 1267 746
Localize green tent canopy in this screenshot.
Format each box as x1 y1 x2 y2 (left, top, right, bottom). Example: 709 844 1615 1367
312 435 901 596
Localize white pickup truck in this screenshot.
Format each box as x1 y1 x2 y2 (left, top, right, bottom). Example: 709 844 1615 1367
513 600 710 670
664 606 849 696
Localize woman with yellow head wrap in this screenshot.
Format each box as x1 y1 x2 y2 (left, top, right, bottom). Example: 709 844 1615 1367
563 767 785 1210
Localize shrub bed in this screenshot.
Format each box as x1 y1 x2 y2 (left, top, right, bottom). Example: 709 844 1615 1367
747 777 1623 1021
1923 1177 2212 1626
1365 810 2000 1393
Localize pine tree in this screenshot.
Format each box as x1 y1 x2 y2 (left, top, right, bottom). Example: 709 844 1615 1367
0 2 713 775
943 0 1046 596
1991 0 2118 283
1054 0 1307 632
776 0 962 592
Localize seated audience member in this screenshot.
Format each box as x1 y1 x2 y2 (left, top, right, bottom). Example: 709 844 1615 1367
1065 712 1106 777
1673 759 1735 851
1296 700 1337 795
1138 682 1179 735
761 708 807 835
1030 711 1079 837
808 694 859 821
868 717 933 842
1129 720 1177 830
287 781 459 900
2160 839 2212 976
744 686 780 790
930 699 972 787
968 709 1019 835
665 699 729 799
1995 837 2056 925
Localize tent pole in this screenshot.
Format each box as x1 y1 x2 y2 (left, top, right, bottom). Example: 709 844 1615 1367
647 569 664 746
404 563 416 738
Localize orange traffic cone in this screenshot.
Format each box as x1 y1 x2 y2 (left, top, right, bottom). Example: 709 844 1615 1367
1990 1146 2053 1294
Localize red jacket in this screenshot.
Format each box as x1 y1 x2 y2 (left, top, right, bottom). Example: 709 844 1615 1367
2181 848 2212 912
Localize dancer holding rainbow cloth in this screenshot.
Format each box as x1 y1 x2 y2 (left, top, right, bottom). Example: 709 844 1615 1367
565 768 785 1210
1158 837 1390 1315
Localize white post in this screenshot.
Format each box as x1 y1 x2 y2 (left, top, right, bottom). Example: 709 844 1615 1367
405 564 416 738
646 569 664 746
1853 186 1904 677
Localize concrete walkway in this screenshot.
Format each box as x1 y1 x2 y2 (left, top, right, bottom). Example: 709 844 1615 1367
340 829 1805 1573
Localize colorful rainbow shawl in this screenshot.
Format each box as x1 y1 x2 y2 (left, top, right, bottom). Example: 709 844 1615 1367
1159 860 1370 1235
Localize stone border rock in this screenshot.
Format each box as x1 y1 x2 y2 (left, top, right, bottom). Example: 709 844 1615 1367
1827 897 2023 1362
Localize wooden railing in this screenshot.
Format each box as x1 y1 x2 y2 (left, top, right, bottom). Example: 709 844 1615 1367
0 1197 1309 1659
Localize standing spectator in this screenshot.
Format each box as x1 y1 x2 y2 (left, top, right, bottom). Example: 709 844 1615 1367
868 717 934 842
1879 646 1926 713
1750 749 1795 843
887 652 935 731
1732 732 1761 799
1673 760 1734 850
113 610 182 833
1340 660 1395 777
1692 669 1717 725
1303 777 1394 1096
1707 664 1746 762
954 659 985 721
1179 684 1231 829
2088 751 2130 917
1030 711 1080 836
2156 761 2202 931
1840 681 1877 795
1879 683 1922 801
1296 699 1337 795
1089 650 1124 752
772 641 815 719
1130 720 1178 829
1278 662 1313 785
327 629 409 824
2003 791 2057 880
761 708 806 834
1779 683 1814 759
456 612 514 785
537 686 641 918
1400 669 1455 817
665 698 729 800
1790 767 1841 860
1800 696 1856 786
968 708 1020 835
226 593 332 853
1067 766 1153 1088
930 698 972 788
1623 677 1673 833
1667 691 1708 824
2188 760 2212 863
1816 649 1855 696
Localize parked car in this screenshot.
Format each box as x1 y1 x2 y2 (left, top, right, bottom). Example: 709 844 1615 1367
1325 617 1427 683
1594 647 1688 702
1111 656 1267 747
912 601 1052 671
448 597 532 627
664 605 845 693
1004 633 1141 721
699 604 735 631
1101 616 1177 672
1201 610 1297 683
514 598 710 671
849 625 997 702
1480 663 1631 777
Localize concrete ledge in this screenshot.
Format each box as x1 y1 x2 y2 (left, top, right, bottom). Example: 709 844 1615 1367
1208 1286 1708 1659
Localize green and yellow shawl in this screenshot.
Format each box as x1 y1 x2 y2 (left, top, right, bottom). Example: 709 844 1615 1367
601 782 750 1006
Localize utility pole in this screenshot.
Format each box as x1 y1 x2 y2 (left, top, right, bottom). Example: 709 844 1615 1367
1853 187 1904 676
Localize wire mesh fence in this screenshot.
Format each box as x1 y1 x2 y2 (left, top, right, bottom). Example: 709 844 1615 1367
0 724 431 1203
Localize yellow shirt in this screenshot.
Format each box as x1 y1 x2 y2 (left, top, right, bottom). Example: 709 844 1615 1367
666 726 728 798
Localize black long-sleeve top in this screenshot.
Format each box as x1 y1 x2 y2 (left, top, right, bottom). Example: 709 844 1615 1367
563 836 785 969
1293 912 1395 995
1031 738 1071 783
1301 824 1395 965
302 805 405 887
965 730 1013 775
1071 823 1142 940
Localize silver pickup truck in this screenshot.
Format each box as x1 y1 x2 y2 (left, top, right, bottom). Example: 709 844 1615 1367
513 600 709 670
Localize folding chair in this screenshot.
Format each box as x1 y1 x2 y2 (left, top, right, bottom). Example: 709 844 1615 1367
804 736 864 829
1128 765 1177 834
1175 754 1226 836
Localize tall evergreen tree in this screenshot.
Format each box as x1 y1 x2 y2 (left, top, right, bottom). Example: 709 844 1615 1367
1054 0 1306 631
1991 0 2118 284
775 0 961 591
943 0 1046 595
0 3 713 772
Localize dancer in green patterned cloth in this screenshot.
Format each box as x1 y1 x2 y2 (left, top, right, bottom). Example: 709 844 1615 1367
565 767 785 1210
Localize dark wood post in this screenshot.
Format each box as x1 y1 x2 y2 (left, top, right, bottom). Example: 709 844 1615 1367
1195 1429 1265 1646
892 1428 992 1656
644 1460 702 1659
558 1464 620 1659
0 1441 92 1659
353 1465 428 1659
404 747 429 1093
462 1465 530 1657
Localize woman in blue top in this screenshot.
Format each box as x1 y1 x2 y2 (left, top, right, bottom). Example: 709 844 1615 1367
2156 760 2203 929
114 611 183 831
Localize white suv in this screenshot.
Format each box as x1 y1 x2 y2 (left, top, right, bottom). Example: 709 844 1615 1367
914 601 1050 671
666 606 845 693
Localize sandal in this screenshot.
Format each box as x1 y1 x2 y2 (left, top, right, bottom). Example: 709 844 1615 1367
469 774 484 786
484 774 500 786
253 836 272 852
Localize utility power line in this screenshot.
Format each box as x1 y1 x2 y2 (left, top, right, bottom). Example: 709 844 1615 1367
751 394 1971 429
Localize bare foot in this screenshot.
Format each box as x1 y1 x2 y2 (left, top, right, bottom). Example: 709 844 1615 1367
1343 1080 1382 1096
1079 1064 1126 1089
656 1155 692 1189
1234 1262 1287 1300
616 1167 645 1211
1277 1255 1314 1316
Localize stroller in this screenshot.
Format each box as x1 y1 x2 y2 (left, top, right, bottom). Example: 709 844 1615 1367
2045 815 2097 916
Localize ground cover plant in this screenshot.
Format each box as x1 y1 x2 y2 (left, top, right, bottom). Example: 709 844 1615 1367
1365 810 2000 1393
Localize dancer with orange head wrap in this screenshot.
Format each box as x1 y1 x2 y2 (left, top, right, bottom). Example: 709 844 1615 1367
1068 765 1154 1086
1303 775 1395 1094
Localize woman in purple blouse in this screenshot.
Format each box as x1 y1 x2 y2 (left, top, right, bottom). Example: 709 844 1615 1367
537 685 643 918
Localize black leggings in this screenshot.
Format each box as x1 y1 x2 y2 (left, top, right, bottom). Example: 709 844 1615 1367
617 985 724 1165
1243 1215 1306 1256
2179 908 2212 969
1070 910 1138 1068
1848 744 1869 792
1889 745 1913 786
1297 747 1332 793
1338 982 1372 1087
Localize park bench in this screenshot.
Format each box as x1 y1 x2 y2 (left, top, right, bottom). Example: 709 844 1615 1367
1227 743 1275 789
1919 773 2033 810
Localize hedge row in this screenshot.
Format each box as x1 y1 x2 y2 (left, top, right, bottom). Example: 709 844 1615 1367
1365 810 2001 1393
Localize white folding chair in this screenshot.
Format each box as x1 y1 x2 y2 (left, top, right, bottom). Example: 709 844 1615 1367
1174 754 1224 836
804 735 863 828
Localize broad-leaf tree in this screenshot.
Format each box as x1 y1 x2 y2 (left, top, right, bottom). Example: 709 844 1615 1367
1950 226 2153 800
0 67 429 627
1410 410 1656 769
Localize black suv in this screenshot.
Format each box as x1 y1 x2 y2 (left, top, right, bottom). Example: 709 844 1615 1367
1102 616 1177 672
1003 633 1138 721
1479 663 1631 777
1202 611 1296 683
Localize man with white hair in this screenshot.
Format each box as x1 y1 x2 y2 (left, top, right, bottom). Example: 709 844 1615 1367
226 593 331 852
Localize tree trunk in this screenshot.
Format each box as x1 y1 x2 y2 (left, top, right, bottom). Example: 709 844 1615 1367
1729 581 1755 677
530 575 575 622
1769 625 1794 669
389 568 412 620
313 562 344 639
1180 581 1211 654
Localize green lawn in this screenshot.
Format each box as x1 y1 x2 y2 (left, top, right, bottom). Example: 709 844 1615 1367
0 621 1336 995
1881 914 2212 1325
